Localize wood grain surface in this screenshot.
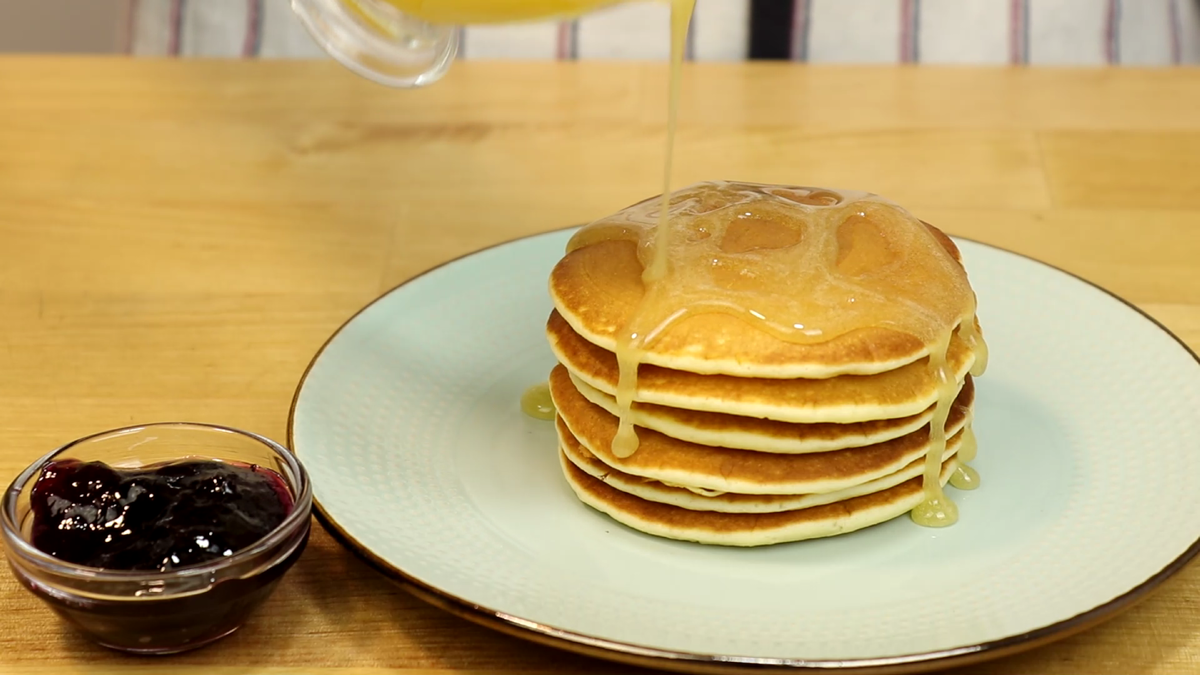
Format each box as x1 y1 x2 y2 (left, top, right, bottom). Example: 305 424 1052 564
1 57 1198 675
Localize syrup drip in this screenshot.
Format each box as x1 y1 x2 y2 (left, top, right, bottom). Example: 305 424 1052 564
957 427 978 463
611 0 696 459
908 334 960 528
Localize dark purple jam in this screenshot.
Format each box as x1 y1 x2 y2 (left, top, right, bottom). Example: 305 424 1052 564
30 459 293 571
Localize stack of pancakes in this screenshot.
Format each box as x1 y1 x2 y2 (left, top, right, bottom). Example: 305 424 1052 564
545 184 980 547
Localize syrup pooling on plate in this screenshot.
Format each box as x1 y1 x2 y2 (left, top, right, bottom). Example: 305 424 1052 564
521 382 556 420
566 182 988 524
950 463 980 490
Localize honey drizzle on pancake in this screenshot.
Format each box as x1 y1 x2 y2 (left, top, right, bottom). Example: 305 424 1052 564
957 427 978 462
646 0 695 284
947 329 985 498
908 336 960 527
949 426 980 490
568 182 988 523
530 0 694 427
610 0 696 458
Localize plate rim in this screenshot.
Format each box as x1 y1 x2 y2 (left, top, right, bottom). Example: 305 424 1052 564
287 227 1200 674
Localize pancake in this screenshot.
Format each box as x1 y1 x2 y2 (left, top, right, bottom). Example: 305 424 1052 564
550 185 972 379
548 310 976 424
550 365 974 494
558 416 966 513
568 372 938 453
544 182 988 541
561 450 959 547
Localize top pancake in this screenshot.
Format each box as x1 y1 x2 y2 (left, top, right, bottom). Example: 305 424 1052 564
551 183 975 379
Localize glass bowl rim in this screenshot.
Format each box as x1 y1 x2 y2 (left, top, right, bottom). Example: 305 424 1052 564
0 421 313 582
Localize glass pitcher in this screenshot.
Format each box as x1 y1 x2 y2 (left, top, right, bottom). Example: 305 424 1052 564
291 0 623 88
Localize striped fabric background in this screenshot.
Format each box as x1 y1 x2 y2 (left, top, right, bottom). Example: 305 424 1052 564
129 0 1200 65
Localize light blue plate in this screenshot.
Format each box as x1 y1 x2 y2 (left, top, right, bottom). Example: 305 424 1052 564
290 230 1200 673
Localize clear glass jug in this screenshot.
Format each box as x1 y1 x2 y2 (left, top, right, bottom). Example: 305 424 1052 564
291 0 620 88
291 0 459 88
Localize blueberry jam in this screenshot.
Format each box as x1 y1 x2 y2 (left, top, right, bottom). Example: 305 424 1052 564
30 459 293 571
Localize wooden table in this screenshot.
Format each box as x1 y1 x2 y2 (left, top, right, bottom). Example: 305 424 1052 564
1 57 1198 675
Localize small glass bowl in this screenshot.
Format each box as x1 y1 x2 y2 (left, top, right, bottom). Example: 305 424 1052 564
0 423 312 655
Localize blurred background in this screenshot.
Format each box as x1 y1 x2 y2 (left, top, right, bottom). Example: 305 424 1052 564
0 0 1197 64
0 0 129 54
